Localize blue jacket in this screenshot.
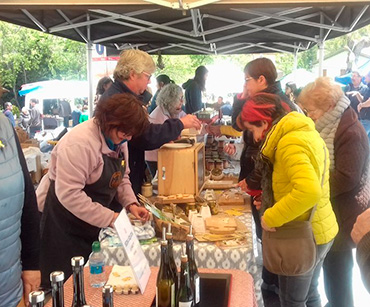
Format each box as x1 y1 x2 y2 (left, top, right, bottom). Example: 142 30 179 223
0 113 40 306
3 109 15 127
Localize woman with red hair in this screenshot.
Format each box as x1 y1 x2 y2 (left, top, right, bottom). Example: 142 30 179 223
239 93 338 307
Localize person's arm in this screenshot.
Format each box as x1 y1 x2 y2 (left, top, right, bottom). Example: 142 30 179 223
129 120 183 151
14 129 41 306
219 125 243 137
330 124 369 198
129 115 201 151
53 144 115 227
263 142 322 228
351 208 370 293
357 232 370 293
358 96 370 112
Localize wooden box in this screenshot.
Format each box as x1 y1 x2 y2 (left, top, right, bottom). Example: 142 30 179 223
157 142 205 196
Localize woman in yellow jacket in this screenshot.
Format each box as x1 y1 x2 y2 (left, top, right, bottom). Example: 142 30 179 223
239 92 338 307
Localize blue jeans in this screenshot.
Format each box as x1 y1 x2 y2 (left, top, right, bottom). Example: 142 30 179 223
360 119 370 144
278 240 334 307
323 249 354 307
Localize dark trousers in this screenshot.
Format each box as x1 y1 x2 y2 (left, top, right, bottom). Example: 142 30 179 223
278 240 333 307
63 116 69 128
323 248 354 307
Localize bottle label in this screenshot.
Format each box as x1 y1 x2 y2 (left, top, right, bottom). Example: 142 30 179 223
90 264 103 274
179 302 193 307
171 283 175 307
195 276 200 304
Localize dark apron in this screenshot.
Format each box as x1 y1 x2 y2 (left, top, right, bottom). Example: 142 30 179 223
40 153 125 287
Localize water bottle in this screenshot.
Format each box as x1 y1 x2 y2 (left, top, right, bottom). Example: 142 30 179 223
89 241 106 288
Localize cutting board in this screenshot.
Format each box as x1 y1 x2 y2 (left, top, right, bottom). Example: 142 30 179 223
156 194 195 204
218 192 245 206
205 216 238 234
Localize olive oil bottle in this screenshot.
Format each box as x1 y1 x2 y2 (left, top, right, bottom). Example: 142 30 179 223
156 231 176 307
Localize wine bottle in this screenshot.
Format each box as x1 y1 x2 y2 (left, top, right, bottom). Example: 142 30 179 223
186 233 200 307
29 291 45 307
71 256 87 307
156 237 176 307
177 251 194 307
50 271 64 307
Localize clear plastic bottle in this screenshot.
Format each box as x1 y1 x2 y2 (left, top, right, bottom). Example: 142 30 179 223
89 241 106 288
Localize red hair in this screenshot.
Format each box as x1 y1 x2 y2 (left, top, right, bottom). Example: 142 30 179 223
241 93 289 125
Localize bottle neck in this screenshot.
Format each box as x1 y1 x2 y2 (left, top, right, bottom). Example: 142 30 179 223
186 238 195 261
51 281 64 307
102 293 113 307
180 260 191 286
160 244 169 268
72 265 87 306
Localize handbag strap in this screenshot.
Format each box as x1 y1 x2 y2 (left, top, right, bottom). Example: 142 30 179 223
308 145 327 222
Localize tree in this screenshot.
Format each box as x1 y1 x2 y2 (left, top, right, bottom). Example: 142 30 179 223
0 21 86 106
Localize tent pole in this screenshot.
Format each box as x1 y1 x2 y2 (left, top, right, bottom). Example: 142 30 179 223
293 43 298 71
86 13 94 118
318 12 325 77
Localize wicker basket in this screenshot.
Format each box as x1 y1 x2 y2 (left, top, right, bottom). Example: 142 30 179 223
153 216 193 241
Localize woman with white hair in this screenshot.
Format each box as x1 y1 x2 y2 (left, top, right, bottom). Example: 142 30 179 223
145 84 186 177
299 77 370 307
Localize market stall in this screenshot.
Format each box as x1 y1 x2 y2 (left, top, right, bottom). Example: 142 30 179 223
44 266 258 307
101 191 263 306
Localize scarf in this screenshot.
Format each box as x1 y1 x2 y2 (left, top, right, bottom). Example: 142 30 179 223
315 95 350 170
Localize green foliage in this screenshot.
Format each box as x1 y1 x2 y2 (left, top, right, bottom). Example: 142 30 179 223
0 21 86 104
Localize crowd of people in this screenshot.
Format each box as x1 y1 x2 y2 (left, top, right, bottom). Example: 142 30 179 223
1 50 370 307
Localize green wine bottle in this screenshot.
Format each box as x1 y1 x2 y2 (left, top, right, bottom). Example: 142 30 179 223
186 234 200 307
156 239 176 307
177 251 194 307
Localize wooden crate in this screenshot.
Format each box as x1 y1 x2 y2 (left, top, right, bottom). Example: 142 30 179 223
157 142 205 196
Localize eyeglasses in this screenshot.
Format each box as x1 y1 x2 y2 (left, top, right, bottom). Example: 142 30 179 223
245 77 254 83
303 108 317 116
142 71 152 80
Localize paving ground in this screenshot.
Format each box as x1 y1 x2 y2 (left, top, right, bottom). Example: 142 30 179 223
260 249 370 307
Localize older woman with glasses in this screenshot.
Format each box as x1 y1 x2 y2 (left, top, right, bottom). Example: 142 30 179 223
299 77 370 307
145 83 187 177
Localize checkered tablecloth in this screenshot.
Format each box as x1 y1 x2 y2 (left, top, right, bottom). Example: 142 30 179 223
102 206 264 306
44 267 257 307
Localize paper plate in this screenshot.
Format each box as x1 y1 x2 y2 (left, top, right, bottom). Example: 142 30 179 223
161 143 192 149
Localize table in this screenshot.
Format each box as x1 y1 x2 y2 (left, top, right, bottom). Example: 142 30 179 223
102 202 263 306
44 266 257 307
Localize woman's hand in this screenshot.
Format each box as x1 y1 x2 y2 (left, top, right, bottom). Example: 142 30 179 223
129 204 150 222
180 115 201 130
205 125 222 136
224 143 236 156
351 208 370 244
253 198 262 210
22 270 41 307
261 216 276 232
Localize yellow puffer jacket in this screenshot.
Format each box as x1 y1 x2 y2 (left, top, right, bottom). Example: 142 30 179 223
262 112 338 245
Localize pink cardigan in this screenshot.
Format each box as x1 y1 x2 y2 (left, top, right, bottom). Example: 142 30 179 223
36 119 137 228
